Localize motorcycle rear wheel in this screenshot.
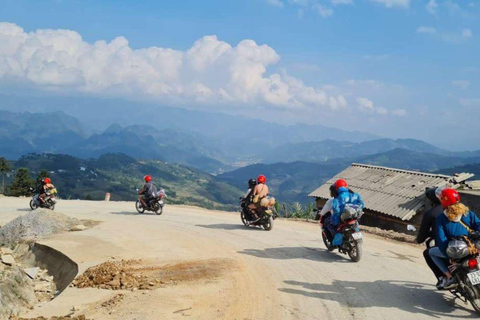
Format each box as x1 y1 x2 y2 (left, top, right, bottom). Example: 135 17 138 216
29 200 37 210
465 278 480 314
262 216 274 231
348 240 362 262
135 200 145 214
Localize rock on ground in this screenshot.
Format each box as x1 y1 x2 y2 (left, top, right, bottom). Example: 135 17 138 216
0 210 80 246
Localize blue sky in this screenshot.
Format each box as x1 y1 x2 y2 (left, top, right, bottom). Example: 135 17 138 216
0 0 479 150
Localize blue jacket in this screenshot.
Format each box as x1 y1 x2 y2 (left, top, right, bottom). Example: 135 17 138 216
331 187 365 226
436 211 480 256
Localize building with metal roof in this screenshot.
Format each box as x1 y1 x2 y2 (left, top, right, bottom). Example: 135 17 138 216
309 164 474 229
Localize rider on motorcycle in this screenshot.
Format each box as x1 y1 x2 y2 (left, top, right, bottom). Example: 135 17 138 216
138 175 158 208
318 184 337 242
416 187 445 286
429 188 480 290
328 179 364 245
248 175 270 222
244 178 257 207
37 178 55 205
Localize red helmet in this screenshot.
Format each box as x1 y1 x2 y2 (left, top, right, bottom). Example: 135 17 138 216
440 188 461 208
334 179 348 191
44 178 51 184
144 175 152 182
257 175 266 184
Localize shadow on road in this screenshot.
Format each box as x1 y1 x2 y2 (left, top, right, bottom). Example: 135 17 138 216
16 208 32 212
279 279 477 318
196 224 264 231
110 211 140 216
238 246 349 263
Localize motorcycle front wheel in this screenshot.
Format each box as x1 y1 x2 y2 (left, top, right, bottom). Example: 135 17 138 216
154 204 163 215
29 200 37 210
240 211 248 226
262 216 274 231
348 240 362 262
322 231 335 252
135 200 145 214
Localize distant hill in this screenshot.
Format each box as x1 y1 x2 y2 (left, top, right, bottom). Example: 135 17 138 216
0 95 381 162
356 148 480 172
263 138 480 163
11 153 242 211
0 110 85 158
63 124 231 174
436 163 480 177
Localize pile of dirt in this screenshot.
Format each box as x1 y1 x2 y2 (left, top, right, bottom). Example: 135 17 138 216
0 210 80 246
361 225 417 244
72 260 162 290
100 294 125 308
73 258 235 290
0 246 57 319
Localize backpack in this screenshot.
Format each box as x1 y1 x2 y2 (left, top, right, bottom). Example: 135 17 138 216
146 183 158 198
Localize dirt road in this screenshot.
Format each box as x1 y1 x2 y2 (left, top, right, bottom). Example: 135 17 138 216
0 197 475 319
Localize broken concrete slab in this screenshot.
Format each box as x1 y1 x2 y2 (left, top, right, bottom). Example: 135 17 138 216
24 267 40 279
1 254 15 265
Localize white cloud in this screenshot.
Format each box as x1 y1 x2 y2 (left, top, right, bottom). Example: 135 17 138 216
417 26 437 34
370 0 410 9
314 4 334 17
392 109 407 116
356 97 402 116
329 95 348 110
462 28 473 39
376 107 388 115
357 97 375 112
0 22 348 112
266 0 284 7
426 0 438 15
452 80 470 90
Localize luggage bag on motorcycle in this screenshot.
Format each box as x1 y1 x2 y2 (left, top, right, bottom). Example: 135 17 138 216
340 204 363 222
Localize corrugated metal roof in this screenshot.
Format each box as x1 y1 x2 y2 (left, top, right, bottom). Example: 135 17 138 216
308 163 474 221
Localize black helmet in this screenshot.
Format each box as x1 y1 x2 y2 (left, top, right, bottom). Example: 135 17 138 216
248 178 257 188
425 187 441 205
329 184 337 198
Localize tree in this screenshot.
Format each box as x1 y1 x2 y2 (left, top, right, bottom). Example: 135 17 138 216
7 168 35 197
0 157 11 195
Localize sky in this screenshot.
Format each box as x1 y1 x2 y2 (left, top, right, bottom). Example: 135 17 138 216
0 0 479 150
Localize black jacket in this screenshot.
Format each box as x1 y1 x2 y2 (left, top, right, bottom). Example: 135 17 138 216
416 188 443 244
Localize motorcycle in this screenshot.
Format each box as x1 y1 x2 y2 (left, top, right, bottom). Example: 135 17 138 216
320 210 363 262
239 197 279 231
29 188 57 210
424 234 480 314
135 189 166 215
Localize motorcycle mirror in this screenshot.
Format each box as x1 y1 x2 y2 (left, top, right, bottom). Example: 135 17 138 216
407 224 417 232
